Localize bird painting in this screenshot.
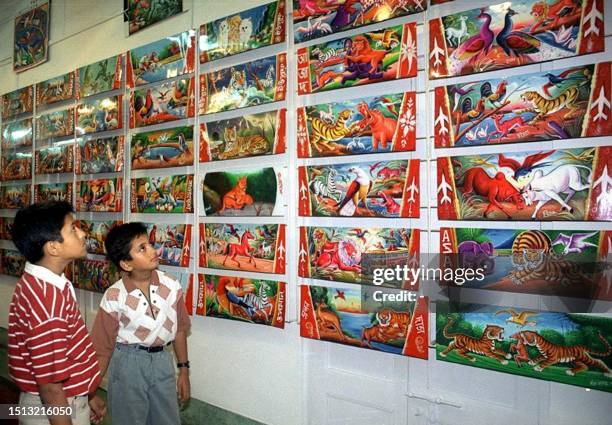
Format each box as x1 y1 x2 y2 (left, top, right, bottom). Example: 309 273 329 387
495 309 538 327
454 8 494 63
496 9 541 60
337 167 372 216
552 232 599 255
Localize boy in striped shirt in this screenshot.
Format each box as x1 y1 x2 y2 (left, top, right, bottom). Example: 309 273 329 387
8 201 106 424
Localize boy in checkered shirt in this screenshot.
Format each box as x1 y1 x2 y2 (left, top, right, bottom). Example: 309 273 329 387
91 222 191 425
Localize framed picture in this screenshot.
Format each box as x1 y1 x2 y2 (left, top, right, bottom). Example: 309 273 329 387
130 174 193 213
14 2 49 72
125 0 183 35
131 126 194 170
76 54 123 99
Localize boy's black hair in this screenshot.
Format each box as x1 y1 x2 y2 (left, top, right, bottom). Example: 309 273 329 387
105 222 148 271
11 201 74 263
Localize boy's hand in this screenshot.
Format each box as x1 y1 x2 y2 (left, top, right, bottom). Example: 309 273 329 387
177 369 190 405
88 394 107 424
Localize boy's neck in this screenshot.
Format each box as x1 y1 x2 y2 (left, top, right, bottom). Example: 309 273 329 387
125 269 154 286
35 257 70 277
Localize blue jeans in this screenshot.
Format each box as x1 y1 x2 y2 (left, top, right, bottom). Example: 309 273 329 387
107 344 180 425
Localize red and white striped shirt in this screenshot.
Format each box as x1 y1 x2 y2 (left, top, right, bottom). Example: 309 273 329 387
8 262 101 397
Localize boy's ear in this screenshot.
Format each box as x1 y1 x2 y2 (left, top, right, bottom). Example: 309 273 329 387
119 259 133 272
43 240 61 257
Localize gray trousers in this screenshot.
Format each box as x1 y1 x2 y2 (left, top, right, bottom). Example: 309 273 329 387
108 344 180 425
18 392 89 425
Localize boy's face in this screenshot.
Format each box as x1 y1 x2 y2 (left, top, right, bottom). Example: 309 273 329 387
121 233 159 273
55 214 87 260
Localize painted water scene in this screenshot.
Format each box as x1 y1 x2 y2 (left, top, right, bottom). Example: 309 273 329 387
36 145 73 174
200 274 286 328
434 62 612 147
2 152 32 181
75 136 124 174
298 92 416 157
299 226 419 287
131 77 194 127
200 167 284 217
437 147 611 221
439 228 610 300
293 0 424 43
79 220 121 255
1 118 33 149
200 110 285 161
300 285 428 358
36 72 75 106
36 108 74 141
299 159 420 217
296 23 416 94
76 179 122 212
76 96 122 135
436 302 612 392
128 30 195 86
34 183 73 204
144 223 191 267
131 175 193 213
200 0 286 62
131 126 194 170
77 55 122 98
0 184 31 209
429 0 605 78
200 53 286 114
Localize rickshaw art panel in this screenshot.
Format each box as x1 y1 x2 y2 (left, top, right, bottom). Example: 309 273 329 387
76 55 123 99
199 223 286 275
0 184 31 209
73 258 120 293
36 145 74 175
75 136 125 174
199 54 287 115
34 183 73 204
296 23 416 95
14 3 49 73
196 274 286 329
297 92 416 158
436 147 611 221
76 178 123 213
1 249 26 277
434 62 612 148
127 30 196 87
2 118 33 149
200 109 286 162
0 217 14 240
293 0 424 43
78 220 122 255
1 86 33 120
428 0 605 79
200 1 286 63
298 226 420 288
36 108 74 142
131 126 194 170
299 159 420 218
436 302 612 392
439 227 612 300
144 223 192 267
76 96 123 135
36 72 75 107
130 77 195 128
126 0 183 35
130 174 193 214
300 284 429 359
1 152 32 181
199 167 286 217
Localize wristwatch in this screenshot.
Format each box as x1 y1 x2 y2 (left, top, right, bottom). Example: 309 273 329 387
177 361 190 369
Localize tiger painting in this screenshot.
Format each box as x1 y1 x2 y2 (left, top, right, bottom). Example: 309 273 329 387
440 317 511 364
361 308 411 347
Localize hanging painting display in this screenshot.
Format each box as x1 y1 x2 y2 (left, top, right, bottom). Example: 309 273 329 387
130 174 193 213
199 223 286 274
434 62 612 148
200 109 286 162
73 258 120 292
76 96 123 135
196 274 286 328
173 272 194 314
2 118 33 149
36 73 75 107
296 23 417 95
130 77 195 127
436 302 612 392
293 0 424 43
75 136 124 174
125 0 183 35
1 86 33 120
298 226 420 288
131 126 194 170
35 145 74 174
428 0 605 79
199 166 286 217
76 55 123 99
439 228 612 300
199 0 286 63
0 184 31 209
34 183 73 204
298 159 420 218
437 146 611 221
1 152 32 181
78 220 122 255
1 249 26 277
300 284 429 358
297 92 416 157
76 178 123 212
127 30 196 87
144 223 192 267
199 53 287 115
36 108 74 141
14 2 49 72
0 217 14 240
